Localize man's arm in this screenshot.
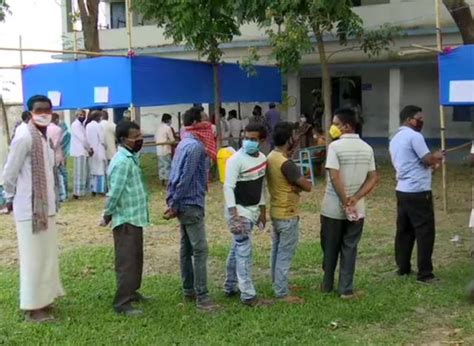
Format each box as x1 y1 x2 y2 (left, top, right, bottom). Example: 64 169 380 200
223 157 240 217
412 133 443 168
281 160 312 192
348 171 379 207
103 161 130 218
328 169 348 206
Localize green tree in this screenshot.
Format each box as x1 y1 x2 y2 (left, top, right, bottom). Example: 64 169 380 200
240 0 399 136
134 0 242 144
0 0 9 22
77 0 100 52
443 0 474 44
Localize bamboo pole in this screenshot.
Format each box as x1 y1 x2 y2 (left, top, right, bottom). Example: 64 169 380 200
125 0 132 53
0 46 127 57
435 0 448 212
0 96 11 146
18 35 23 66
73 30 78 61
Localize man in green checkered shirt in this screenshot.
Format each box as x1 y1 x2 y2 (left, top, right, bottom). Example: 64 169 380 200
101 121 149 316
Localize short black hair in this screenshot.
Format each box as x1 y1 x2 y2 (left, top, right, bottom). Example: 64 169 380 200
245 122 267 139
162 113 172 123
183 106 202 126
228 110 237 119
51 112 60 123
220 107 226 116
27 95 52 111
400 105 422 123
334 108 357 130
21 111 31 122
273 121 295 146
115 121 140 142
269 103 276 109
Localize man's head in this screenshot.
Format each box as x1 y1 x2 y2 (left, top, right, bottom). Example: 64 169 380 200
89 110 102 122
400 105 424 132
273 121 297 152
76 109 86 123
21 111 31 123
329 108 357 139
51 112 60 125
252 105 262 117
269 102 276 109
115 121 143 153
220 107 226 117
162 113 172 124
101 110 109 121
27 95 53 128
228 110 237 119
183 107 202 126
242 122 267 156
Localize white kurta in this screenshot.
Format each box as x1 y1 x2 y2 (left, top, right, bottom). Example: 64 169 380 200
86 121 107 176
70 119 89 158
470 142 474 228
100 120 117 161
2 125 64 310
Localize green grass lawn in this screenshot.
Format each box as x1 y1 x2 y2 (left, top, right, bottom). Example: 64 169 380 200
0 154 472 345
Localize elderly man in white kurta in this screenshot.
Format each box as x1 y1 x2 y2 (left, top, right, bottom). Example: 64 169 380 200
86 110 108 195
2 95 64 323
100 110 117 162
70 109 90 199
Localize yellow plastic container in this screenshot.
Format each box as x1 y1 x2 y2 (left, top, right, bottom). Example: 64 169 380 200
217 147 236 183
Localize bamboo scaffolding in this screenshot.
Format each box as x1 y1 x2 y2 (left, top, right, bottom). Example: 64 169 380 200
0 46 127 57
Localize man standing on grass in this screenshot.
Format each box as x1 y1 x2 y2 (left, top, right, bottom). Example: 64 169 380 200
100 110 117 163
47 113 67 202
70 109 90 199
389 105 443 284
267 122 312 303
320 108 378 299
101 121 149 316
223 123 272 307
155 113 176 186
86 110 107 196
2 95 64 322
164 107 220 312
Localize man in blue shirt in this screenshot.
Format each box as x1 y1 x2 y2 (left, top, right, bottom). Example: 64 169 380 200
165 107 220 312
389 105 443 284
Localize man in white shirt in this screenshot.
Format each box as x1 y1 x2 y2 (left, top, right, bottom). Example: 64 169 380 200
155 113 176 186
228 110 242 150
100 110 117 163
70 109 90 199
223 122 272 307
2 95 64 322
86 110 108 195
220 107 230 147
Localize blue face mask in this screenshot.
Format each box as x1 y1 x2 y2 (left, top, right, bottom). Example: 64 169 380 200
242 140 260 155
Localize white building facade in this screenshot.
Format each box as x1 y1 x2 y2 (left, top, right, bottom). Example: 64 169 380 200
59 0 473 148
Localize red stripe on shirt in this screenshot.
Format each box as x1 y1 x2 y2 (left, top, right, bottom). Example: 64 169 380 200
242 161 267 174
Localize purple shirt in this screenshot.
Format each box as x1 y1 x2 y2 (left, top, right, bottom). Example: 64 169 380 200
265 109 281 133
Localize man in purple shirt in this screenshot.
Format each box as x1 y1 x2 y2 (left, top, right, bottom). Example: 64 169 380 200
265 103 281 149
164 107 220 312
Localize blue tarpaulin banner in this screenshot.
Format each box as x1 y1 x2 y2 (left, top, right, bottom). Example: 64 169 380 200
22 56 282 110
438 45 474 106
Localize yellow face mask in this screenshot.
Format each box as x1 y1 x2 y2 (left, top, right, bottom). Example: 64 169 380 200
329 125 342 139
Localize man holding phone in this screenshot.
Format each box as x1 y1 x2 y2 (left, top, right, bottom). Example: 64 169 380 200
223 123 272 307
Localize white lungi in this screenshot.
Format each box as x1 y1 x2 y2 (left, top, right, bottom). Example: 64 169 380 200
16 216 65 310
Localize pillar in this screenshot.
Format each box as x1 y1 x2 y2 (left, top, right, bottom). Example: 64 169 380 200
389 67 403 138
286 72 300 123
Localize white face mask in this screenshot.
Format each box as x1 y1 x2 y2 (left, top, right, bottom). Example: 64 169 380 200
32 113 52 127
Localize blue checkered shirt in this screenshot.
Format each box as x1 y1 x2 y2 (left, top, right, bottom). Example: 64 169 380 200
167 134 207 211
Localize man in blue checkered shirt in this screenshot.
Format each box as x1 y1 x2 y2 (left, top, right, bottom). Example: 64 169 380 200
101 121 149 316
165 107 220 312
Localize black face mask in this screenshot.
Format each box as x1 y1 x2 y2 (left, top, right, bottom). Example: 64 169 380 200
124 138 143 153
78 117 85 123
414 119 424 132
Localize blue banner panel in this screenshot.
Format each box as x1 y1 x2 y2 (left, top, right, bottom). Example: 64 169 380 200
438 45 474 106
219 63 282 103
131 56 214 106
22 57 132 110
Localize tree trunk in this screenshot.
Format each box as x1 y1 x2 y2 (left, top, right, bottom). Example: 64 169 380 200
443 0 474 44
314 28 332 145
213 63 222 148
0 95 10 145
78 0 100 53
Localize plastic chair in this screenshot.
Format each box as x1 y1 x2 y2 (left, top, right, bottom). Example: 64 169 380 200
295 146 326 186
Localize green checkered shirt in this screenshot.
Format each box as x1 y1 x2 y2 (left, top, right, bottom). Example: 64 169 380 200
105 146 149 229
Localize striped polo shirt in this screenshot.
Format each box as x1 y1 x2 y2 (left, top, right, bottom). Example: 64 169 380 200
321 134 376 220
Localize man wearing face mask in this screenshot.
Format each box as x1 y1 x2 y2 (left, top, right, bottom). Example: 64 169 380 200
389 105 443 284
101 121 149 316
70 109 90 199
223 123 272 307
2 95 64 322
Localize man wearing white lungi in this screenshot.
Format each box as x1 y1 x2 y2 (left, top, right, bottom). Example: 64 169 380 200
2 95 64 322
71 109 90 199
86 110 107 195
100 110 117 163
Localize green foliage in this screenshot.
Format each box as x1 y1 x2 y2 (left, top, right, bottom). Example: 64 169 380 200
134 0 241 63
0 0 9 22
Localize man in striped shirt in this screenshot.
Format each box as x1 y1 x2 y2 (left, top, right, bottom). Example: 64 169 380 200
320 108 378 300
223 122 273 307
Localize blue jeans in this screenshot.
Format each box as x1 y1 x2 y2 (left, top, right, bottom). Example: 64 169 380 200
224 219 256 301
271 217 299 298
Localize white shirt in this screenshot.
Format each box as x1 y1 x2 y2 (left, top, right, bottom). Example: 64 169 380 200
86 121 107 175
2 124 56 221
155 123 175 156
228 118 242 138
70 119 89 157
100 120 117 161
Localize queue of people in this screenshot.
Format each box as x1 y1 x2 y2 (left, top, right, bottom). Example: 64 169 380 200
0 95 454 322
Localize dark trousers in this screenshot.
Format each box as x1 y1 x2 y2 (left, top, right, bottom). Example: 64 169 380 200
320 216 364 295
395 191 435 280
113 223 144 311
177 206 209 301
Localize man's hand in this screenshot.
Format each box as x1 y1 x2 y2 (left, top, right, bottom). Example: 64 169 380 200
88 148 94 157
257 211 267 229
228 207 238 218
5 201 13 214
346 196 359 208
291 185 303 194
163 208 178 220
99 214 112 227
